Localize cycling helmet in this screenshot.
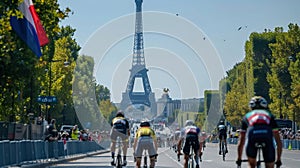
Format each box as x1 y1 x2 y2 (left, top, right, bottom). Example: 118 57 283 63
140 121 150 127
185 120 194 126
116 110 125 117
249 96 268 110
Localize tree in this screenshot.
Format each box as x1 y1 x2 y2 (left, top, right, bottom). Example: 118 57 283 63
0 0 72 122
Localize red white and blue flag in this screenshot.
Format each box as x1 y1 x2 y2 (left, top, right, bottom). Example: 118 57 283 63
10 0 49 57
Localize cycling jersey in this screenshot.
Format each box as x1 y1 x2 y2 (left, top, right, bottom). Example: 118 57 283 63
135 127 157 158
135 127 156 139
241 109 279 162
180 125 201 155
218 124 227 140
110 116 129 141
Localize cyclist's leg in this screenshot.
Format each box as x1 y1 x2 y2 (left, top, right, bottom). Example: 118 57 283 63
121 135 128 164
193 139 200 166
183 154 189 168
224 134 228 153
246 131 258 168
110 131 117 164
218 134 222 154
247 157 257 168
182 137 191 168
262 136 276 168
136 157 142 168
265 162 275 168
149 155 156 168
135 139 144 168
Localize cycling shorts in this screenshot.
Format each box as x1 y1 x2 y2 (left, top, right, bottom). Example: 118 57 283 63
246 125 275 163
110 128 128 142
183 134 199 155
219 133 227 141
135 136 156 158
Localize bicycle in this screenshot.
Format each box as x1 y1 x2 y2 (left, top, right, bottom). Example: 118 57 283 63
139 150 147 168
220 135 226 161
178 141 197 168
236 142 264 168
115 137 123 168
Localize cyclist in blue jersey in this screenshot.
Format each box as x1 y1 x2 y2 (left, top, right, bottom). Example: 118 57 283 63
236 96 282 168
217 120 228 155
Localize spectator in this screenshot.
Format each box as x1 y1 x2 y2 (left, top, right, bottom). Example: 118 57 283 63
80 129 89 141
71 125 80 140
45 119 58 141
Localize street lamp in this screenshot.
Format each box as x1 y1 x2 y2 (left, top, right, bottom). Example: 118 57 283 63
46 59 69 122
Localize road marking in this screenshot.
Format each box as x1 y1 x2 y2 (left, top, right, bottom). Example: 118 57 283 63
165 153 183 167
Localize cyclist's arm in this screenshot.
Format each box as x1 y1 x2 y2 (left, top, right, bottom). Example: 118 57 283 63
273 130 282 161
237 131 246 160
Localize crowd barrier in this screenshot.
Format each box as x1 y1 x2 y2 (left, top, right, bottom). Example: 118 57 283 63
218 138 300 151
0 122 44 141
0 140 104 167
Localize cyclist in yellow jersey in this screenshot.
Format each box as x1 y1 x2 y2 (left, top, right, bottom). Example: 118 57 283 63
133 121 158 168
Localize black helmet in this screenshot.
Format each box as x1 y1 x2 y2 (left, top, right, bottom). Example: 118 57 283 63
249 96 268 110
219 120 225 124
116 110 124 117
140 121 150 127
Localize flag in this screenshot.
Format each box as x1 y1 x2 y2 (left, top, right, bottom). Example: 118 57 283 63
10 0 49 57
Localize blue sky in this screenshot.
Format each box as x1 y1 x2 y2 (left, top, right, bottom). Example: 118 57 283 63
59 0 300 103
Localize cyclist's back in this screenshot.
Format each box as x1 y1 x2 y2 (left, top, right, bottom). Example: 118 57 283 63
177 120 201 168
110 111 130 166
217 120 228 155
133 121 158 168
236 96 282 168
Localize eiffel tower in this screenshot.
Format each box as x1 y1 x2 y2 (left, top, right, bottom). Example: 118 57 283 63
120 0 157 118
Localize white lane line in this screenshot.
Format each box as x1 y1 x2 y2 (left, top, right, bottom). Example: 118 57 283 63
165 153 184 167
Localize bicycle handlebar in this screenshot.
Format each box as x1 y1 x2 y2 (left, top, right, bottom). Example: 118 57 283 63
236 159 282 168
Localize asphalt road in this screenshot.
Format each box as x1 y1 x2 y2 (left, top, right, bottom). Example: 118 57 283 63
47 143 300 168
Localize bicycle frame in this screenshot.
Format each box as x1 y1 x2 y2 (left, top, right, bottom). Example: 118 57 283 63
188 143 195 168
116 137 123 168
220 135 226 161
143 150 148 168
237 142 266 168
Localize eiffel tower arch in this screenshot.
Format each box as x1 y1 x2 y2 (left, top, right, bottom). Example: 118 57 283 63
120 0 157 119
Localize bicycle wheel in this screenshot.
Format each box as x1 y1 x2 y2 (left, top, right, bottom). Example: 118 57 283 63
116 154 122 168
188 157 194 168
222 142 226 161
143 154 147 168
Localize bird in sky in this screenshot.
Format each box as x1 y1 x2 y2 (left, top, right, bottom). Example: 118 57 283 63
238 26 242 31
176 13 179 16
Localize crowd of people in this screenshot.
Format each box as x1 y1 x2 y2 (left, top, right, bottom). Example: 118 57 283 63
280 128 300 140
44 119 100 142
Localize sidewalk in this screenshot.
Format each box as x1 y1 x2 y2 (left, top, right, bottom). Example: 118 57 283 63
7 149 110 168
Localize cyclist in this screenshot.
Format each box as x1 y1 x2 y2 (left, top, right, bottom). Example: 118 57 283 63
133 121 158 168
110 110 130 166
236 96 282 168
173 127 181 152
177 120 201 168
217 120 228 155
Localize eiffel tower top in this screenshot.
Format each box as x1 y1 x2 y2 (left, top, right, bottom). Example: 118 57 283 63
131 0 145 71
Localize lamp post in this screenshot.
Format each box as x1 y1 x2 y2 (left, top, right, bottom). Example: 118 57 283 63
46 59 69 122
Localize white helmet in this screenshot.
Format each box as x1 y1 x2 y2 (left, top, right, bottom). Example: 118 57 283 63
185 120 194 126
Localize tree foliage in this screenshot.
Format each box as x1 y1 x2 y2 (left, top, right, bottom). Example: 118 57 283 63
222 23 300 127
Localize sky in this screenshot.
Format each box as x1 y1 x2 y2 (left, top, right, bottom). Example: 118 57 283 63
58 0 300 103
